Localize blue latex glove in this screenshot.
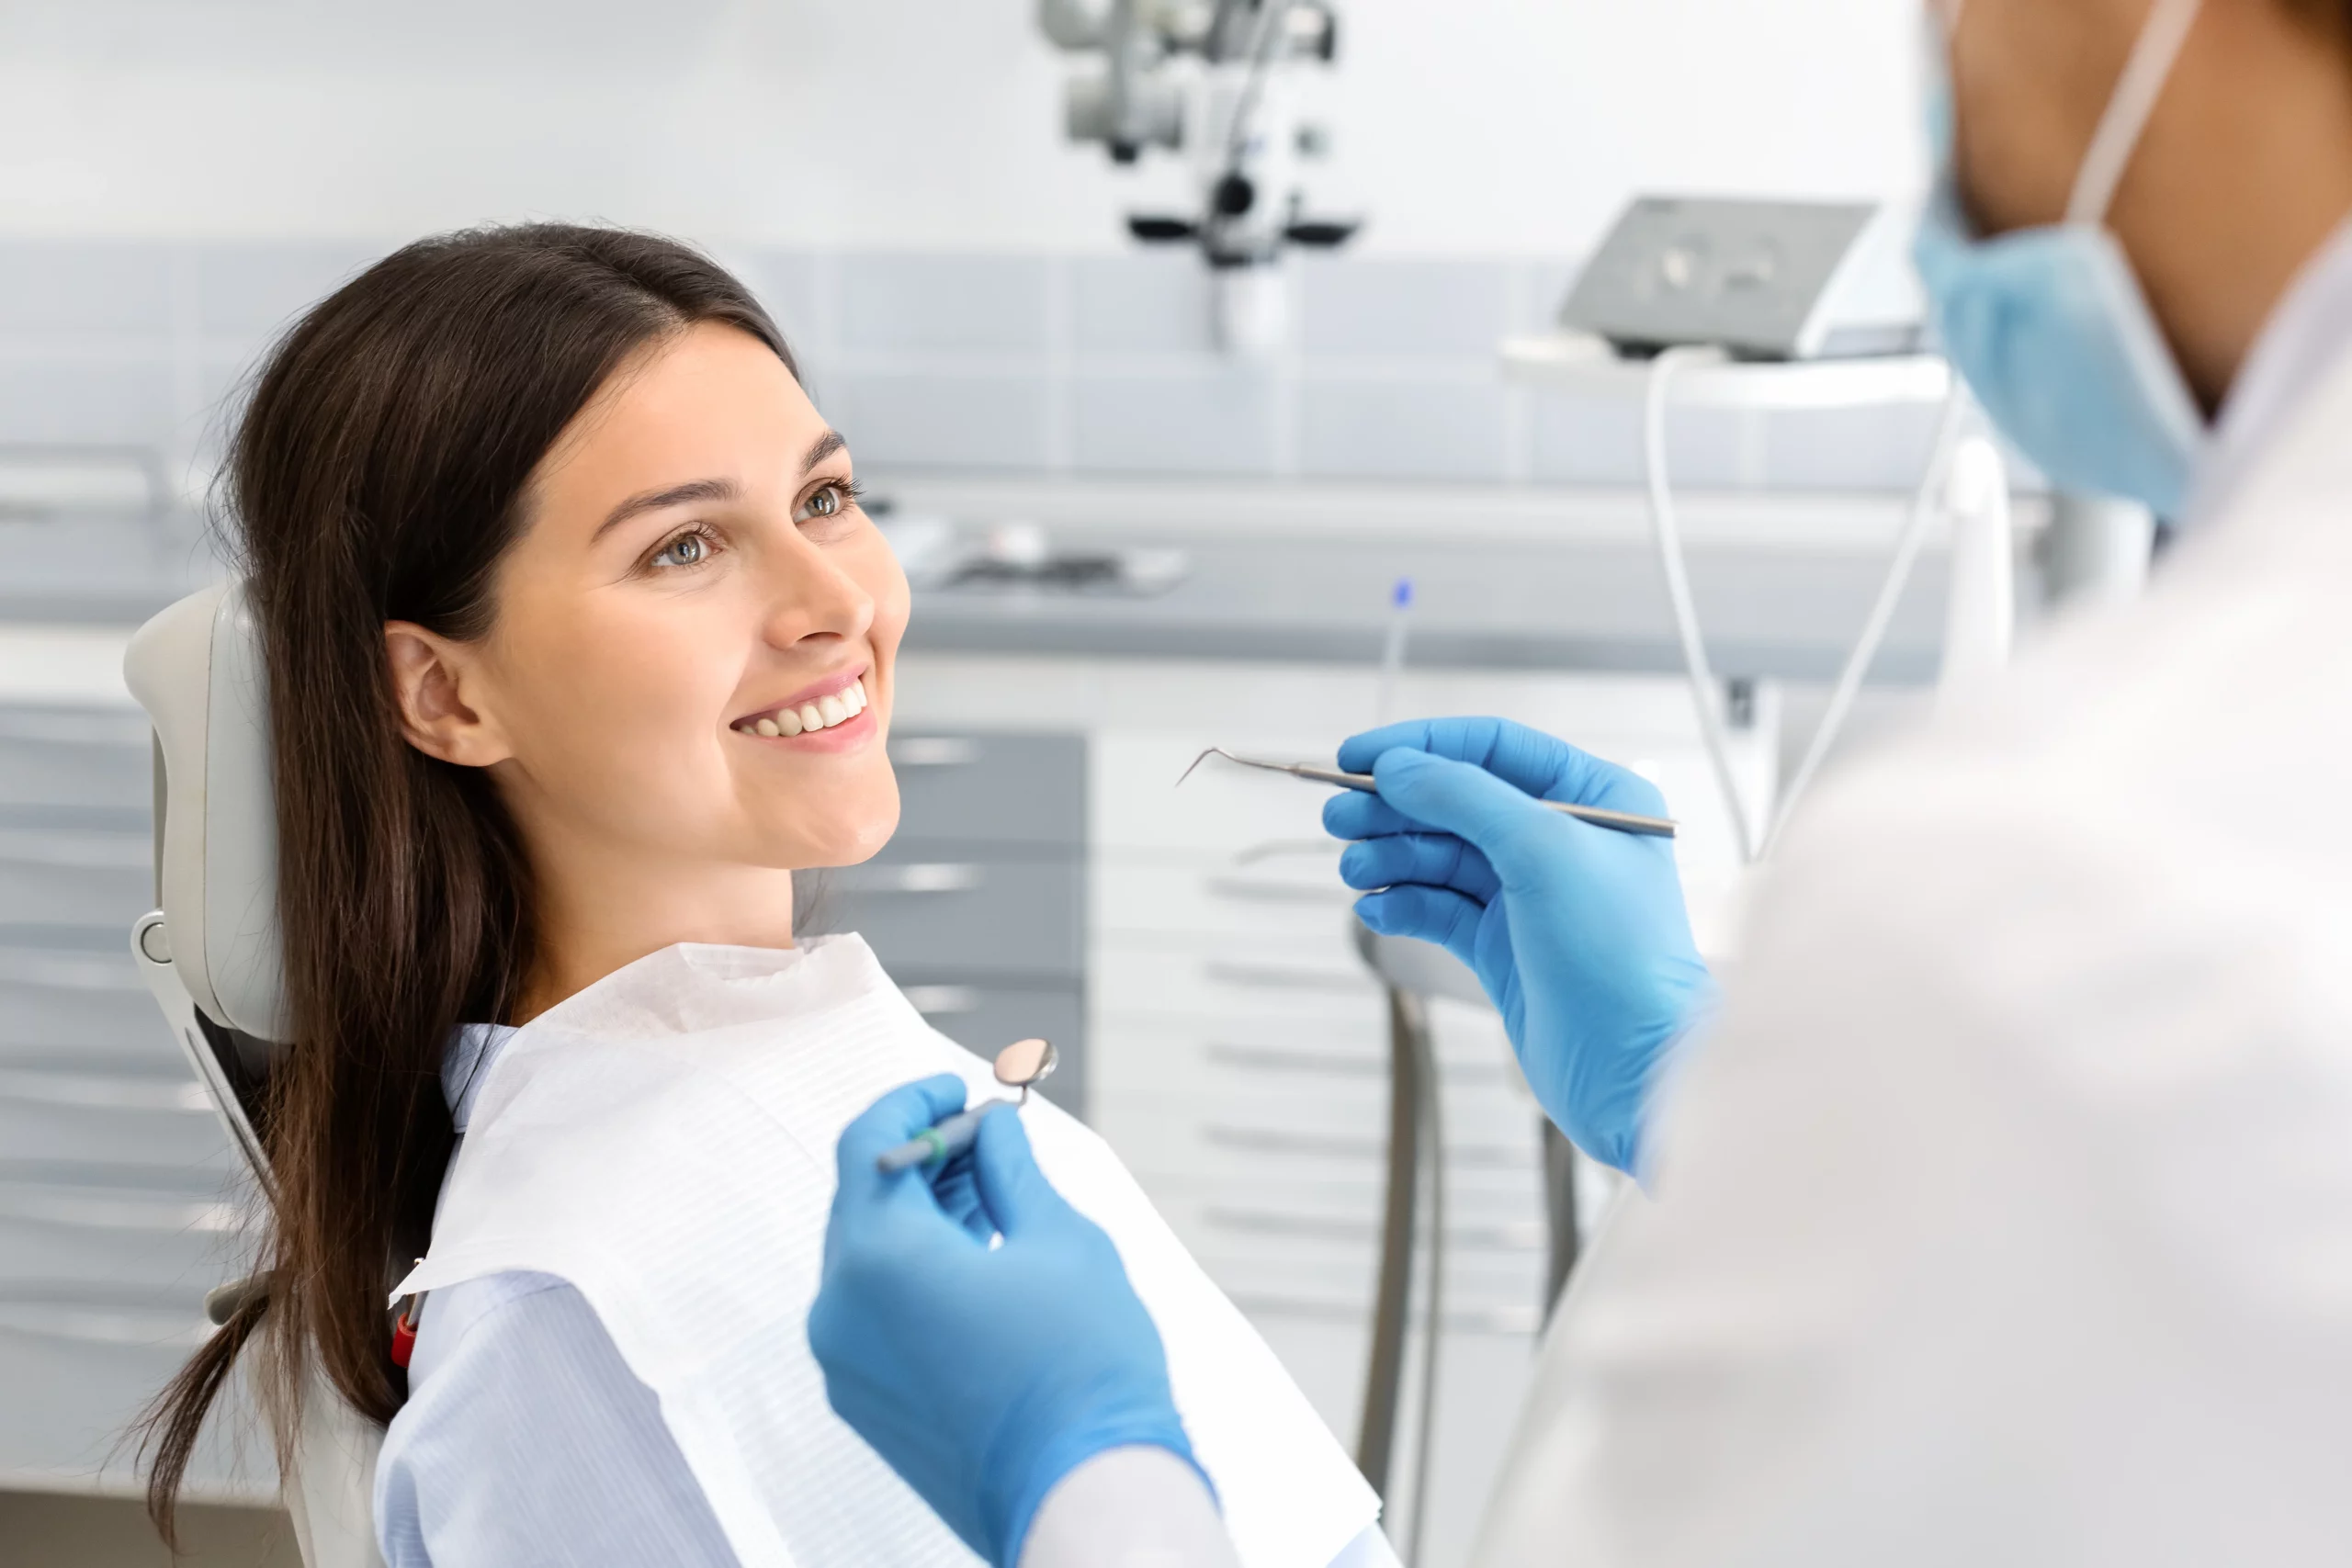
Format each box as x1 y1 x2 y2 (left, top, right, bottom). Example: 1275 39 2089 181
810 1076 1204 1568
1326 718 1717 1175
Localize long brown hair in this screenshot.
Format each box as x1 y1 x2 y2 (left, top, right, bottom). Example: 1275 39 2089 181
141 224 794 1540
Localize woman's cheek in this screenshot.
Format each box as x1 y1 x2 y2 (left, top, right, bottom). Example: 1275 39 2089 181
569 605 733 765
853 528 912 658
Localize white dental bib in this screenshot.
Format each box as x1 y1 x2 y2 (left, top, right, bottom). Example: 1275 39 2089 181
392 935 1376 1568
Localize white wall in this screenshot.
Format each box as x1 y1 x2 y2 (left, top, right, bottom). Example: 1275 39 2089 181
0 0 1925 255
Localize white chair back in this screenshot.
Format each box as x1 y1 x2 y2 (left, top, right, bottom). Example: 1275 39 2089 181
124 582 386 1568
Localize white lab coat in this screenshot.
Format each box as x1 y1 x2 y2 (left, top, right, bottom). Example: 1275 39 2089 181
1465 304 2352 1565
1020 228 2352 1568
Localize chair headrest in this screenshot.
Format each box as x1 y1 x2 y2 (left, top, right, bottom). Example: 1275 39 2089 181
124 581 287 1043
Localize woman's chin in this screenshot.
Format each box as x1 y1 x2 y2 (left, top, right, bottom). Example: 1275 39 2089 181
770 801 902 872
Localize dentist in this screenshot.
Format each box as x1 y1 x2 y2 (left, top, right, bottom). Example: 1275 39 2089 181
813 0 2352 1562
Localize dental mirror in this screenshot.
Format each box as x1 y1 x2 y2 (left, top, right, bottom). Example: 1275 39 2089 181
993 1037 1057 1104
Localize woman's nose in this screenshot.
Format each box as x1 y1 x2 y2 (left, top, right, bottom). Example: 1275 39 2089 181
759 531 876 649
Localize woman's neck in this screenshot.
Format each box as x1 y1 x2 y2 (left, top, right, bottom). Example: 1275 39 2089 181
513 838 798 1024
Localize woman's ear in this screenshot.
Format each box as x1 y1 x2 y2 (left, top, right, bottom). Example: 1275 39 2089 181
384 623 513 767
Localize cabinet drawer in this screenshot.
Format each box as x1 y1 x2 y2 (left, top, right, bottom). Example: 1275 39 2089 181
1090 1014 1524 1106
1094 854 1356 953
1130 1165 1545 1235
0 934 175 1066
0 707 150 814
0 828 152 929
814 857 1081 979
1096 1100 1385 1182
0 1067 233 1173
1091 945 1386 1033
1214 1265 1544 1339
1087 1068 1543 1157
1094 732 1337 854
1123 1172 1544 1329
1092 1027 1384 1114
888 730 1085 849
1098 1101 1541 1190
0 1168 248 1296
1181 1240 1544 1335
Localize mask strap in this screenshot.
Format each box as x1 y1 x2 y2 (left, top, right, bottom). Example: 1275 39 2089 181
2067 0 2204 226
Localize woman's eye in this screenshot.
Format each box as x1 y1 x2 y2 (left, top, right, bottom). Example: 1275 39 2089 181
650 528 714 569
799 480 860 524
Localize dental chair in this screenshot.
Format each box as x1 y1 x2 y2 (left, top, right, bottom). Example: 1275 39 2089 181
123 581 389 1568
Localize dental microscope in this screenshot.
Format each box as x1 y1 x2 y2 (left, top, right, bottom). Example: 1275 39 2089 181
1037 0 1361 353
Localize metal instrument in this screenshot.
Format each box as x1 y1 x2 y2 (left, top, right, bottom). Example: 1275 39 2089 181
875 1038 1059 1174
1178 747 1679 840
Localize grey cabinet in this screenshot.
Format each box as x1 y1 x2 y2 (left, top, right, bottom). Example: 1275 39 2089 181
818 860 1082 977
805 731 1089 1115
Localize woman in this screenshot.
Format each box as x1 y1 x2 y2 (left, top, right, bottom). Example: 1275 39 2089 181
138 225 1382 1567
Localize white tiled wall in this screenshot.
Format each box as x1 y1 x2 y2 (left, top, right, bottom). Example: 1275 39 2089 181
1298 258 1515 357
1299 378 1510 482
1070 366 1282 477
0 239 1948 495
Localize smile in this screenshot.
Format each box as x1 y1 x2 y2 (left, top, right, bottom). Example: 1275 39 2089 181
732 677 870 739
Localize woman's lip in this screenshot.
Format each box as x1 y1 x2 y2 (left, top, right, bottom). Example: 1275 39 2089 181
736 666 868 726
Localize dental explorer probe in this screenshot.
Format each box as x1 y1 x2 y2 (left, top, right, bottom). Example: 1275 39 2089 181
1177 748 1679 840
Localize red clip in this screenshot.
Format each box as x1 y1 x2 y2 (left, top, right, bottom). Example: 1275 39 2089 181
390 1295 420 1370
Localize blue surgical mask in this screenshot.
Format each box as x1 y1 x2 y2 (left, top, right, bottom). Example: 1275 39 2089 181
1914 0 2210 519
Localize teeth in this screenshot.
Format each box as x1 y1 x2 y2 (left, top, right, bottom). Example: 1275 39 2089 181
736 678 871 739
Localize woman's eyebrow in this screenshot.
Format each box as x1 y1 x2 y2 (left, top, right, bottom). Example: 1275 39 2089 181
594 477 738 541
802 428 847 472
590 433 844 542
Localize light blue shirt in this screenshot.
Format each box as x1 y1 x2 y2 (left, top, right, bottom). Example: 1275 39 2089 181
374 1024 738 1566
374 1024 1396 1568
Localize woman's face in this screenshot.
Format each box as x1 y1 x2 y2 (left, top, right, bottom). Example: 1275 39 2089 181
392 321 908 880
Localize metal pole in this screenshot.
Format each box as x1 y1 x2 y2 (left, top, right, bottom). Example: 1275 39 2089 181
1355 983 1425 1495
1403 997 1444 1566
1540 1120 1580 1325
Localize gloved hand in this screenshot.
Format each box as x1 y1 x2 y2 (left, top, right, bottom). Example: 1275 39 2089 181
1326 718 1717 1175
810 1076 1204 1568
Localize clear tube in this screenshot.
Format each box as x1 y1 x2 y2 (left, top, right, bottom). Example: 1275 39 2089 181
1376 577 1414 726
1642 352 1975 864
1642 347 1755 863
1762 389 1972 857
